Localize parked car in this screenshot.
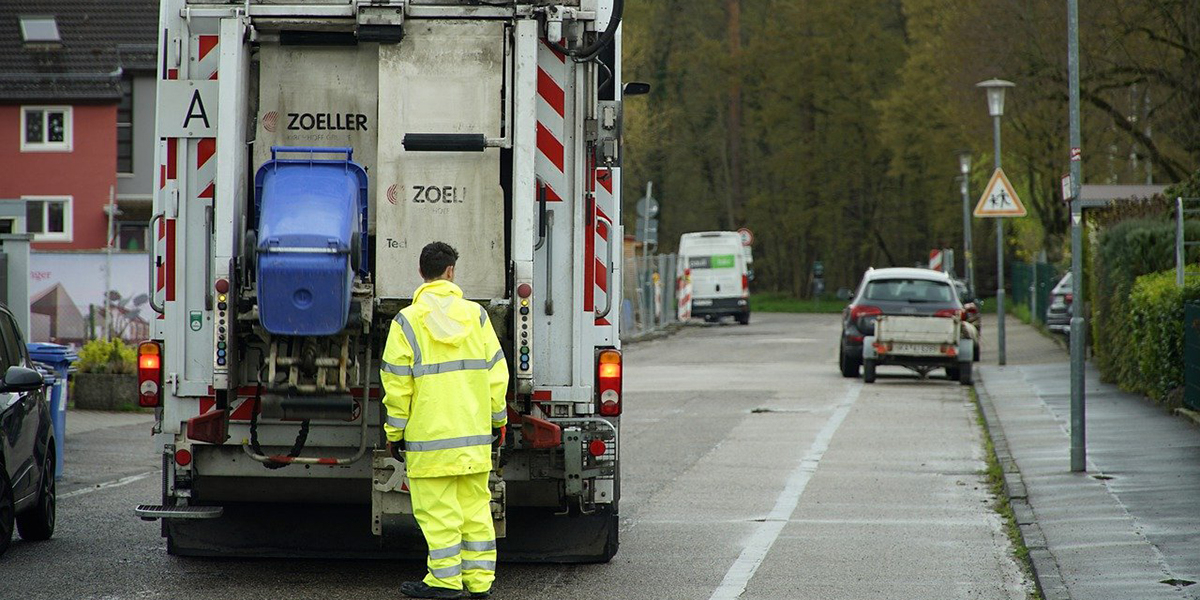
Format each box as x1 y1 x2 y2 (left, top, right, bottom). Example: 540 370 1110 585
1046 273 1073 335
0 303 55 557
839 267 976 380
953 279 982 362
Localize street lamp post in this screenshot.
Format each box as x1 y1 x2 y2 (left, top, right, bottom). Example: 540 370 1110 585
1067 0 1086 472
977 79 1015 366
958 151 975 298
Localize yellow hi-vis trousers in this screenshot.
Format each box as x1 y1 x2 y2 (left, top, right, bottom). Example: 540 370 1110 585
410 471 497 593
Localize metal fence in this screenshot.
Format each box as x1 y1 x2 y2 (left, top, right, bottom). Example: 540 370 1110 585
620 253 678 340
1010 260 1059 326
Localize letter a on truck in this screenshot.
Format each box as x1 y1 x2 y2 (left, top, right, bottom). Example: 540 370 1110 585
136 0 634 562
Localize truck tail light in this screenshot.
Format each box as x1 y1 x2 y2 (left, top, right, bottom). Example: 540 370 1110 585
849 305 882 321
742 274 749 297
935 308 964 319
1064 293 1074 305
137 341 162 408
596 349 622 416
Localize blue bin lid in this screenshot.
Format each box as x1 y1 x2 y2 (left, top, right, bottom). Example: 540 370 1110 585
27 342 78 368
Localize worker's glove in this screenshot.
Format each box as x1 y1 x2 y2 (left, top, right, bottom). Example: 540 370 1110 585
491 426 506 449
388 440 405 462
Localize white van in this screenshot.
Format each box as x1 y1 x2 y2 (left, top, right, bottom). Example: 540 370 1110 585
678 231 751 324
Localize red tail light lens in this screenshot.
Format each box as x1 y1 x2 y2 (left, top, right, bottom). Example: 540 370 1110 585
174 448 192 466
849 305 882 321
137 341 163 408
1064 293 1074 305
935 308 964 319
742 274 749 297
596 349 622 416
588 439 608 457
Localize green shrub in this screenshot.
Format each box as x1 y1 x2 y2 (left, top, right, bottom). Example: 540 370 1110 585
1124 268 1200 401
74 338 136 374
1089 217 1200 385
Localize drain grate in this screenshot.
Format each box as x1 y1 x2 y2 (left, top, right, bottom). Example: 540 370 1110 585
1161 579 1196 587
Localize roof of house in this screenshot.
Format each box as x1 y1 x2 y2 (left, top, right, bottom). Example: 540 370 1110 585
0 1 159 102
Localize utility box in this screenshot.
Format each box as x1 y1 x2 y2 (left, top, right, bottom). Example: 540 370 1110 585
1185 302 1200 411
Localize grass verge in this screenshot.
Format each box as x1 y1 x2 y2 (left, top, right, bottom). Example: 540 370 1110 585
751 293 845 313
971 387 1043 600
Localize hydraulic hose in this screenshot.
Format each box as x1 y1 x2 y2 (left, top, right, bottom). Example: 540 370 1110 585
547 0 624 62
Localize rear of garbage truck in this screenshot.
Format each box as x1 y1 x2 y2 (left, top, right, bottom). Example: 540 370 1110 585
135 0 633 562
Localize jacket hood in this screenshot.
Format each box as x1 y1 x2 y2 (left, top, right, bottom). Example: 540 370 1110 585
413 280 475 346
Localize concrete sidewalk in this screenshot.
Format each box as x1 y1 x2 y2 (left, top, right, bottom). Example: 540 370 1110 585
976 315 1200 599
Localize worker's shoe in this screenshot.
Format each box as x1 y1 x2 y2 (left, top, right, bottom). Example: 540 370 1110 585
468 590 491 599
399 581 466 599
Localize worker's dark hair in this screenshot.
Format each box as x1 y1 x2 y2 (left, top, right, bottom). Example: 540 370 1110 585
419 242 459 280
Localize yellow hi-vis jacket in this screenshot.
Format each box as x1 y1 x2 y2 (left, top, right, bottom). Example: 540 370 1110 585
381 280 509 478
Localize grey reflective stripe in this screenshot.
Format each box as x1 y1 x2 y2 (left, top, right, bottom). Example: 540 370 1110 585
393 313 422 365
491 410 507 422
386 415 407 429
381 361 412 377
479 304 488 326
428 544 461 560
462 560 496 571
406 435 493 452
428 564 461 579
462 540 496 552
412 350 505 378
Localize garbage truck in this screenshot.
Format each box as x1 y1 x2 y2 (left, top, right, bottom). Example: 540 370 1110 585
134 0 637 562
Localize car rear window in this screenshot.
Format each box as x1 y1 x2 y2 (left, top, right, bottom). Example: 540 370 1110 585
863 278 954 303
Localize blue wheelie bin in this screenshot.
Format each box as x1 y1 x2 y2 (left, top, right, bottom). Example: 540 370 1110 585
28 342 78 479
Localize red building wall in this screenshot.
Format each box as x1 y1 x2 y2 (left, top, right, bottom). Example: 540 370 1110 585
0 104 116 250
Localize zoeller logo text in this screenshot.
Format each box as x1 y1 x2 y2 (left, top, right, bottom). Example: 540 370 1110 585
287 112 368 131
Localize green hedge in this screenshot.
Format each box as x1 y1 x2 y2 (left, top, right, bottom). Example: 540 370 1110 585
1125 269 1200 401
1089 217 1200 386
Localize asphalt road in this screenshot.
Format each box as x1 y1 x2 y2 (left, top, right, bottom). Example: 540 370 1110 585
1 314 1030 599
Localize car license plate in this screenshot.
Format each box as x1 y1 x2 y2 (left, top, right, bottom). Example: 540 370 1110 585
891 343 941 356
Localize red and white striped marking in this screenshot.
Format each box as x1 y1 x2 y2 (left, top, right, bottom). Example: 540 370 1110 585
678 271 693 321
929 249 943 272
536 40 568 202
195 34 219 80
191 35 219 201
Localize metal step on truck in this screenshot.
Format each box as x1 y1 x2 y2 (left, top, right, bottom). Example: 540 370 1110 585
133 0 643 562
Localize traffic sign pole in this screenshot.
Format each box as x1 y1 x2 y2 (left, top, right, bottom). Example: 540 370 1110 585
994 115 1006 367
1067 0 1086 473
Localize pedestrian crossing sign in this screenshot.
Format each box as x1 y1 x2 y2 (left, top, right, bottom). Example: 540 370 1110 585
974 168 1027 218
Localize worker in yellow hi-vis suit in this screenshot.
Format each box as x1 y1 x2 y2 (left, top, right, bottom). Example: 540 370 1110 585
380 242 509 600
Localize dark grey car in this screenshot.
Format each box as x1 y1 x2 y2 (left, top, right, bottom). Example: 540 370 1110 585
0 303 55 557
840 268 965 378
1046 273 1072 335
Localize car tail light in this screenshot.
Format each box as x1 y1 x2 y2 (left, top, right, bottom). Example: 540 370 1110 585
137 341 162 408
1064 293 1074 305
596 349 622 416
849 305 882 321
935 308 964 319
742 274 749 298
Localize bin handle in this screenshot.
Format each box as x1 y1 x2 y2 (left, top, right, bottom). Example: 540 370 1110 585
149 213 164 314
269 146 354 162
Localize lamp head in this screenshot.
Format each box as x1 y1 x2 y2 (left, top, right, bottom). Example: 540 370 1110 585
976 79 1016 117
957 150 972 175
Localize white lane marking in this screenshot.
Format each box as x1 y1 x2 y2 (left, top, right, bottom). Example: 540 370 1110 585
709 382 863 600
59 471 156 500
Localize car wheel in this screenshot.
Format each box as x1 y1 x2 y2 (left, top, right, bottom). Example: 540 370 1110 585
863 359 877 384
959 363 973 386
945 366 960 380
735 312 750 325
839 346 860 378
0 468 14 557
16 449 56 542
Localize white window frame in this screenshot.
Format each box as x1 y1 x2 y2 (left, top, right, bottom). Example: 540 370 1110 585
20 106 73 152
20 195 73 242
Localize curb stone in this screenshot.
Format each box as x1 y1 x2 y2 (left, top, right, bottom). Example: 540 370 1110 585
1175 407 1200 428
974 373 1072 600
